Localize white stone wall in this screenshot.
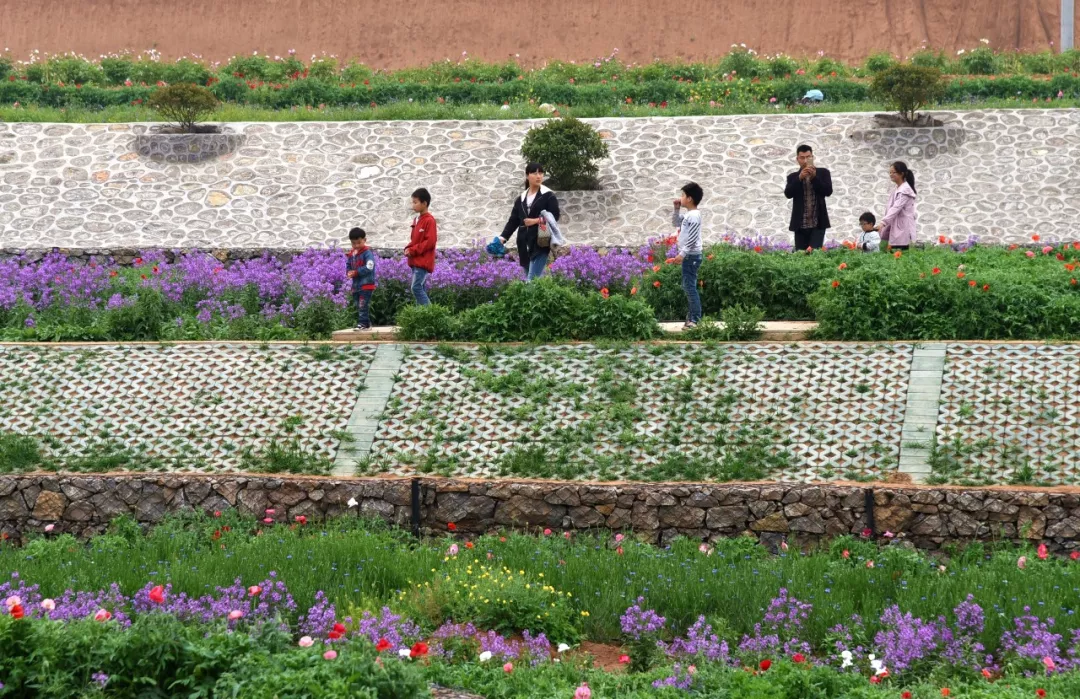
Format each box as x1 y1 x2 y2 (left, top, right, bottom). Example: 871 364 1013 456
1 110 1077 250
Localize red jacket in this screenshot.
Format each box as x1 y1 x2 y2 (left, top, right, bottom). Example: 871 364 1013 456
405 212 437 273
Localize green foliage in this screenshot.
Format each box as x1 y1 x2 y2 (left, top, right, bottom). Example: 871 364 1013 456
0 431 43 472
399 279 657 342
147 82 219 130
870 63 947 122
863 52 898 74
958 46 998 75
403 560 581 643
520 117 609 190
682 305 764 341
0 613 426 699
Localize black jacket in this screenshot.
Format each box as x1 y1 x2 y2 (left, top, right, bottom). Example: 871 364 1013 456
784 168 833 232
500 186 561 270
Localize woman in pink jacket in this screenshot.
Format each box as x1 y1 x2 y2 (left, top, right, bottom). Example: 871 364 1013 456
875 161 917 250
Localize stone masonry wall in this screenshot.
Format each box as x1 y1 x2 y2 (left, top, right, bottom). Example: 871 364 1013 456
2 474 1077 552
2 110 1078 251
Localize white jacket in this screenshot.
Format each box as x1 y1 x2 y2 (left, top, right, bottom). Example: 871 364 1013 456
540 210 566 246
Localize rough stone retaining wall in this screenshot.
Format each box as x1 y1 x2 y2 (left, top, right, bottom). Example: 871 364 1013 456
2 110 1077 250
2 474 1077 551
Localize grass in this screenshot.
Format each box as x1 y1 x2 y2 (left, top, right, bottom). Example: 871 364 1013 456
1 512 1076 656
1 97 1078 124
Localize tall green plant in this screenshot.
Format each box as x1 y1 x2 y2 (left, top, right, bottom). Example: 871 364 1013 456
520 117 609 190
870 64 947 123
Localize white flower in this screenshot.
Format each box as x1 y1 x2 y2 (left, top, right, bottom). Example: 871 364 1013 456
980 38 989 44
347 497 358 508
870 658 886 674
557 643 571 653
957 49 966 55
298 636 314 648
399 648 412 658
479 651 493 662
840 650 853 668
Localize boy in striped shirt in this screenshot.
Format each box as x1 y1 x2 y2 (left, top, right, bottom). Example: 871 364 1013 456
670 182 704 328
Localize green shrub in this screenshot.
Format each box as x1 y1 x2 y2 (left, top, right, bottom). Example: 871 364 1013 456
767 55 800 79
520 117 609 190
863 52 897 74
682 305 764 341
958 45 999 75
719 48 767 79
0 431 43 472
869 63 947 122
911 49 949 71
147 83 219 131
396 303 462 341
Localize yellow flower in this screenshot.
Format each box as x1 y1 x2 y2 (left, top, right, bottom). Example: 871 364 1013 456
581 611 590 617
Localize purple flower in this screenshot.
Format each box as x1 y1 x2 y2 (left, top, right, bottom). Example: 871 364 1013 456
91 672 109 688
620 597 666 640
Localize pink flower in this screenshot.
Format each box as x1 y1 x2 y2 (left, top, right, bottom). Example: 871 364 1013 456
93 609 112 622
564 531 572 540
1043 656 1055 672
543 529 552 536
842 550 850 559
228 610 244 620
447 544 459 556
503 662 513 673
44 524 55 533
615 533 624 543
4 596 21 609
866 560 875 569
299 636 315 647
574 684 592 699
687 664 697 675
265 508 276 515
619 655 630 664
1026 251 1036 258
769 97 777 103
884 531 894 538
40 599 55 611
780 541 789 551
1018 556 1027 569
698 543 711 554
263 517 273 524
323 650 338 660
1043 246 1054 255
248 585 262 597
1037 543 1048 560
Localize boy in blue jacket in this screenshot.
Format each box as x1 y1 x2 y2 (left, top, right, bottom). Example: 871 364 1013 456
346 227 377 330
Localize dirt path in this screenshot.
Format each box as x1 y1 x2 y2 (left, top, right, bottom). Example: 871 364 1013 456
4 0 1076 68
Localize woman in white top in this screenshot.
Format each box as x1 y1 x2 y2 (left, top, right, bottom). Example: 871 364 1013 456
499 163 561 281
876 161 918 250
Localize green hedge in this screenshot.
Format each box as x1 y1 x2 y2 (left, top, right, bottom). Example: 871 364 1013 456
2 73 1078 111
0 614 426 699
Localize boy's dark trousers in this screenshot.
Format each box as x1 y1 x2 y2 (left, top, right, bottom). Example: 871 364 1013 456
354 289 373 328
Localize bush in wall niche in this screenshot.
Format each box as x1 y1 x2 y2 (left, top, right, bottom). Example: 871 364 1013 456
520 117 609 190
869 64 947 124
148 83 219 132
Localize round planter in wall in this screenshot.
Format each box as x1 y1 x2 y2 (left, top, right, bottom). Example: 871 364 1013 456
133 125 246 164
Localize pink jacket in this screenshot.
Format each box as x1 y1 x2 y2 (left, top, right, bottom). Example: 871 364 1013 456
880 182 917 247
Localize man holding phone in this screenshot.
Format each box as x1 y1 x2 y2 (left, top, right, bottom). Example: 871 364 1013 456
784 144 833 251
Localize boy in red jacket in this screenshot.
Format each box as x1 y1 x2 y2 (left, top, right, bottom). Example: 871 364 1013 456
404 188 437 305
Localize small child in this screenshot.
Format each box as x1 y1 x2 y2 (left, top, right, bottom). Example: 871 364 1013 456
404 188 437 306
857 212 881 253
670 182 705 329
346 227 377 330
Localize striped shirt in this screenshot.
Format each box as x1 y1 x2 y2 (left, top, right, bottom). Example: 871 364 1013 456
672 209 703 255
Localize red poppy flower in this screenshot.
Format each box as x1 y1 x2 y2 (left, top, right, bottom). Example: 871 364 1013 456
447 523 456 531
1072 279 1077 286
941 689 951 697
653 281 661 288
411 641 429 657
295 515 307 525
982 284 990 291
375 638 391 652
619 655 630 664
1072 551 1080 560
630 287 638 295
616 546 624 555
938 235 946 244
957 272 965 279
902 693 912 699
894 250 902 259
969 280 977 287
1067 264 1076 272
149 585 165 604
9 604 24 620
838 263 847 270
932 267 941 275
1037 689 1047 698
753 246 763 253
861 528 872 538
792 653 805 663
1057 253 1066 261
831 280 840 288
759 659 772 671
134 257 143 265
465 541 474 549
109 270 118 277
982 668 993 679
870 676 881 684
600 288 609 299
1032 234 1041 242
652 265 661 273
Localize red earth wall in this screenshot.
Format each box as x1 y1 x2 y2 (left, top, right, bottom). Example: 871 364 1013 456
3 0 1077 68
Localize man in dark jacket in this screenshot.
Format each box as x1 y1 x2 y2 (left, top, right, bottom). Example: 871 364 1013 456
784 144 833 251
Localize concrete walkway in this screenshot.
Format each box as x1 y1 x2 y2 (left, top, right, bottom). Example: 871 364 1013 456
331 320 817 342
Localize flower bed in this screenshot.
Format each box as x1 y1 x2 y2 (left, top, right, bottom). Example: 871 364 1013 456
4 238 1080 342
1 47 1079 116
3 513 1080 697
